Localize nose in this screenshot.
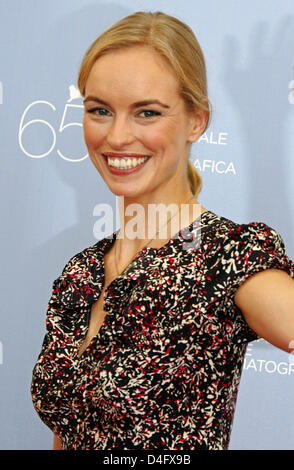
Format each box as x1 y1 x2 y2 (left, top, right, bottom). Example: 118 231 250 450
106 114 135 149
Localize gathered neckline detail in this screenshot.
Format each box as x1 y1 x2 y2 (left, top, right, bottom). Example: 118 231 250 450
102 209 216 258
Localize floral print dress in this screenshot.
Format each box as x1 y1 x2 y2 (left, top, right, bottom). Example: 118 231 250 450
31 210 294 450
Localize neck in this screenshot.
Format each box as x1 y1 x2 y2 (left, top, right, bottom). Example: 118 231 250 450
115 190 202 252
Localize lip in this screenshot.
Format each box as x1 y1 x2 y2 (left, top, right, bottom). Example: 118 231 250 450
102 152 150 159
102 152 151 175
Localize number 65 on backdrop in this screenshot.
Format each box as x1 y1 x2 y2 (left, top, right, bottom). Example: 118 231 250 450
18 88 88 163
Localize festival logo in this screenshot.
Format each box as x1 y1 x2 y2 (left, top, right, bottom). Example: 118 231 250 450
67 84 82 102
192 158 236 175
193 131 236 175
243 339 294 375
198 131 228 145
18 84 87 162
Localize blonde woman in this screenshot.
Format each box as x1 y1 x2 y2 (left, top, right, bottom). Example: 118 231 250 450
31 11 294 450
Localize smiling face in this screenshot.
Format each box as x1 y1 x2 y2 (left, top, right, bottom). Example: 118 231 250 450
83 46 203 202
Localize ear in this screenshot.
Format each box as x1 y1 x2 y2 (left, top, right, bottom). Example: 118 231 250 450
187 106 209 143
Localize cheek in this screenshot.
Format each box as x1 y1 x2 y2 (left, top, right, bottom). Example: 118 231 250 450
144 121 190 173
137 124 173 153
83 119 105 150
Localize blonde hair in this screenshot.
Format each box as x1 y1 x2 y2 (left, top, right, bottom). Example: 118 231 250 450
78 11 211 198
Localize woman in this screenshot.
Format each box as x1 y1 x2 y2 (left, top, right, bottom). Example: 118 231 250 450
31 11 294 450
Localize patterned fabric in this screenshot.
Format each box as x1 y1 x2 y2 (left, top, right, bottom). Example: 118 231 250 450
31 210 294 450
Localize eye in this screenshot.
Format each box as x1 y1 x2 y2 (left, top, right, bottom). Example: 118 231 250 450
87 107 110 116
139 109 161 118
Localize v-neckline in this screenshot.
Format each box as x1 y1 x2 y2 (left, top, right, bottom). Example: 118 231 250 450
77 209 216 359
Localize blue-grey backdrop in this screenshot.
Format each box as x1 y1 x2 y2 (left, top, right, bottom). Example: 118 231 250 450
0 0 293 450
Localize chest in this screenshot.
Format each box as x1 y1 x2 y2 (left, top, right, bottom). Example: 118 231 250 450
77 250 117 356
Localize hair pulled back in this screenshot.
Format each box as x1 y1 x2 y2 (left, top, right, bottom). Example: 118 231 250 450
78 11 211 197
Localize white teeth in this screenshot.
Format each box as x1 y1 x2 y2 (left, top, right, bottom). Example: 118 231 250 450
107 156 148 169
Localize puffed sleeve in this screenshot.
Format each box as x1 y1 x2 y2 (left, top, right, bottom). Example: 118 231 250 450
30 255 78 426
32 253 80 364
211 221 294 343
224 222 293 295
31 246 103 424
34 245 102 353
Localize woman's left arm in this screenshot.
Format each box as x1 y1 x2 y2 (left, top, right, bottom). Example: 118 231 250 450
234 268 294 353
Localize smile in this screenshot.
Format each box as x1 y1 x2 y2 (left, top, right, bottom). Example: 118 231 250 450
102 153 150 173
108 156 148 169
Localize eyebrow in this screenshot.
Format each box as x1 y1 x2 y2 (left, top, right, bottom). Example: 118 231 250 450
83 95 170 109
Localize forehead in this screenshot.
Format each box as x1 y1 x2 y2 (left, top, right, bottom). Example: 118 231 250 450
85 46 181 101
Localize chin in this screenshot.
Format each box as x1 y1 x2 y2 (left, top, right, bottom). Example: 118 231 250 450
111 189 141 198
